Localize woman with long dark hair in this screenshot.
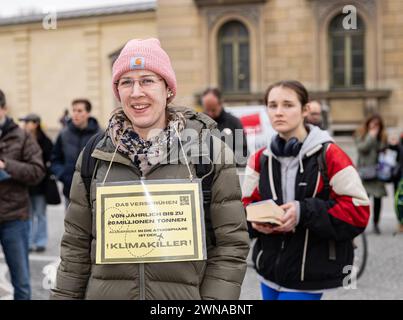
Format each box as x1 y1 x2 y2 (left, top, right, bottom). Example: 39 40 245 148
242 80 370 300
355 114 388 234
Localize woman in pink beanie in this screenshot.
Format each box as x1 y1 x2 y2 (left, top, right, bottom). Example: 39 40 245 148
111 38 178 139
52 38 249 300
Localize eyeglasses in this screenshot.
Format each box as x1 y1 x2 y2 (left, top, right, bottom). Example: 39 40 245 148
115 76 163 90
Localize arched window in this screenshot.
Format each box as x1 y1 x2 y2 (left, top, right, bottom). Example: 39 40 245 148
329 14 365 89
218 20 250 93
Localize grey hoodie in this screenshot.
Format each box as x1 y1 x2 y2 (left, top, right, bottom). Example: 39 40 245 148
267 125 334 224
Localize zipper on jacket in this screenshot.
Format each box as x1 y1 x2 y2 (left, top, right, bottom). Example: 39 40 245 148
299 167 319 282
139 176 146 300
100 147 150 300
273 160 289 283
274 236 286 283
283 160 290 203
134 134 194 299
139 263 145 300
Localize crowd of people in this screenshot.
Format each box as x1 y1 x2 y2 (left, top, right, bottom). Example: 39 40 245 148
0 38 402 300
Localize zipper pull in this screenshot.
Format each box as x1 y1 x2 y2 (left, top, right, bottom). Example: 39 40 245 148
281 240 285 250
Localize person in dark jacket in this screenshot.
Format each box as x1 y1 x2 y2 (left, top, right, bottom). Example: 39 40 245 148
242 80 370 300
51 99 102 206
201 88 248 167
389 131 403 233
19 113 54 252
388 131 403 192
0 89 45 300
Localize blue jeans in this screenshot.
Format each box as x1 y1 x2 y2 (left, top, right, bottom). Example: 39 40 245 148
29 194 48 249
0 219 31 300
261 283 322 300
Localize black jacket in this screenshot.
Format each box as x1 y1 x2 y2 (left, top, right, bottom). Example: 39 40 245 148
51 117 102 198
242 128 370 291
389 137 403 182
30 130 53 195
212 109 248 167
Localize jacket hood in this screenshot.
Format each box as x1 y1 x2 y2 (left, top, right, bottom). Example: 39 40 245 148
268 125 333 156
67 116 100 133
299 125 334 158
267 124 334 174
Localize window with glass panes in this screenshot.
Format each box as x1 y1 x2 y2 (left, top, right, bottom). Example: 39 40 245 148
329 14 365 89
218 21 250 93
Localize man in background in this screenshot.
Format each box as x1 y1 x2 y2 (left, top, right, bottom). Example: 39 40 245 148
51 99 102 207
201 88 248 166
0 89 45 299
306 100 324 129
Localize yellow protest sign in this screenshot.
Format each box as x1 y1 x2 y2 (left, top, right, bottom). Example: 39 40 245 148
95 179 206 264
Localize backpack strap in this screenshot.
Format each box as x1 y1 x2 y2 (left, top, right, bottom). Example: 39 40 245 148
81 132 104 202
317 142 332 200
316 142 337 260
194 137 216 246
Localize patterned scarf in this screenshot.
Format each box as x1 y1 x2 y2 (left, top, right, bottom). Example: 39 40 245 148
107 108 186 176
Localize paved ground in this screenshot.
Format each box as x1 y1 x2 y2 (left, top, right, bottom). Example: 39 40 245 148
1 138 402 300
0 198 64 300
240 184 403 300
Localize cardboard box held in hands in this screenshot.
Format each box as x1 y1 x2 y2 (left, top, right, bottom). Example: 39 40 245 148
246 200 285 227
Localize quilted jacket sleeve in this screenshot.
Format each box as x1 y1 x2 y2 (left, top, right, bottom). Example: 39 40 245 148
4 132 45 186
51 152 92 299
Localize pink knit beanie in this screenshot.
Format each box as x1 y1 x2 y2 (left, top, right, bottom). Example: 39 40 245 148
112 38 177 102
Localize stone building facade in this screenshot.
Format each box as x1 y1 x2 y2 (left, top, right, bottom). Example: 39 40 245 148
0 0 402 134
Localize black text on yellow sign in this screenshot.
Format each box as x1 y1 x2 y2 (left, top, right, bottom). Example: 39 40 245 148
96 179 206 264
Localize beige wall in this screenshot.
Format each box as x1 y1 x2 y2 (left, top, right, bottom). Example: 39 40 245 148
30 27 87 132
331 99 365 123
157 0 203 108
0 0 402 134
261 0 316 89
0 12 157 134
0 33 18 114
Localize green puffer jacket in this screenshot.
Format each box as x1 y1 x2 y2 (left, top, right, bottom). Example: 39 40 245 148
51 106 250 300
